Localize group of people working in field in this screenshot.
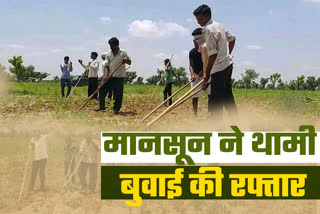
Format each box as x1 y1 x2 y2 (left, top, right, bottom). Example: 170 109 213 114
60 4 237 120
28 134 100 194
60 37 131 115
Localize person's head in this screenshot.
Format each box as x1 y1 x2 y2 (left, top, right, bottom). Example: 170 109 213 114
101 52 107 60
192 28 203 49
108 37 120 52
91 52 98 60
164 59 171 66
64 56 69 64
193 4 211 27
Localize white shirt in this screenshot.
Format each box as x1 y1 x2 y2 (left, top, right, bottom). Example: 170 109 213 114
81 59 100 78
30 135 48 161
80 140 100 163
203 19 236 74
105 49 130 78
101 60 108 77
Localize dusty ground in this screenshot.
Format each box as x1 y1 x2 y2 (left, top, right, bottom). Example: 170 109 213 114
0 81 319 214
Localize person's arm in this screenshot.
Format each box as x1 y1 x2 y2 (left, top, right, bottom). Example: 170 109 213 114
92 140 100 151
203 31 218 83
122 52 132 65
200 45 208 79
79 60 88 70
30 137 35 154
226 31 236 54
104 66 110 80
122 57 131 65
189 54 196 81
104 55 110 80
204 55 217 82
69 62 73 72
79 141 85 155
90 60 99 70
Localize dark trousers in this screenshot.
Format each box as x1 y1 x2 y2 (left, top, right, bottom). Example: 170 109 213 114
99 81 113 110
110 77 124 112
88 77 98 100
209 64 237 120
29 159 47 190
163 83 173 106
64 160 75 184
78 162 97 191
61 79 71 97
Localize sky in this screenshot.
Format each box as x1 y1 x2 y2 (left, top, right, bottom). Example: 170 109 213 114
0 0 319 81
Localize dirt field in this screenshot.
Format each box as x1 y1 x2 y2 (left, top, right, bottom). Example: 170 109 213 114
0 82 319 214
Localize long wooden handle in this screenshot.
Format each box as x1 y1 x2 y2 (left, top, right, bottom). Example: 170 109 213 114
173 86 204 109
145 79 204 128
141 76 199 123
18 157 31 201
67 72 86 99
148 83 161 105
63 152 87 189
151 81 211 125
78 62 124 110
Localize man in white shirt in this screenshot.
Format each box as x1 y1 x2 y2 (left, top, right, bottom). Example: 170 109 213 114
79 52 100 100
78 137 100 193
28 134 48 192
98 37 131 114
193 4 238 120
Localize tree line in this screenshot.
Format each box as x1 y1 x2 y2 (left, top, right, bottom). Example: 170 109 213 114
6 56 50 82
3 56 320 91
233 69 320 91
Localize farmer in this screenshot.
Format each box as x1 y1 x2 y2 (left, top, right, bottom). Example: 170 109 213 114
60 56 73 97
64 136 77 185
78 136 100 193
96 37 131 114
28 134 48 192
97 52 113 112
161 59 175 106
79 52 100 100
193 4 237 120
189 28 210 117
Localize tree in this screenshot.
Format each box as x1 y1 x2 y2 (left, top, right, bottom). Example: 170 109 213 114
277 79 287 90
173 67 189 87
53 76 60 82
317 78 320 91
288 80 297 90
8 56 25 82
269 73 281 89
133 77 144 85
240 69 259 88
251 82 259 89
146 69 162 85
8 56 50 82
34 71 50 81
25 65 36 81
305 76 317 91
296 75 305 90
233 79 245 88
125 71 137 85
259 77 269 89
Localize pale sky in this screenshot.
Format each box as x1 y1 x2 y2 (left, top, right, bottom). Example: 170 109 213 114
0 0 319 81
